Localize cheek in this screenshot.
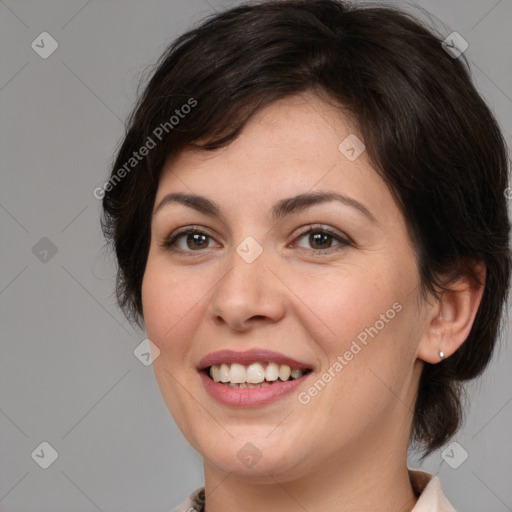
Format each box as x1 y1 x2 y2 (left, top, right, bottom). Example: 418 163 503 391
287 262 406 357
142 258 200 332
141 262 206 431
141 261 204 357
288 257 421 418
309 273 421 415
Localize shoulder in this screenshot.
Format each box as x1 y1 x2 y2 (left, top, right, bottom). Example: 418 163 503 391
172 487 205 512
409 469 457 512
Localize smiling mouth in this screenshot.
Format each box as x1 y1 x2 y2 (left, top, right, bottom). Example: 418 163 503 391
205 362 312 388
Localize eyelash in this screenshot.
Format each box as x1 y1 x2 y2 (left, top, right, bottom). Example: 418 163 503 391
159 224 351 255
291 225 351 253
160 226 217 255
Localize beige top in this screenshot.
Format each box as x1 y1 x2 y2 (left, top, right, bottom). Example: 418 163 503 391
172 470 456 512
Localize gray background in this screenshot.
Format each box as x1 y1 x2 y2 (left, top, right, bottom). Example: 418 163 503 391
0 0 511 510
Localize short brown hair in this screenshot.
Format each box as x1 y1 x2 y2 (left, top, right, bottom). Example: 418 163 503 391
101 0 510 456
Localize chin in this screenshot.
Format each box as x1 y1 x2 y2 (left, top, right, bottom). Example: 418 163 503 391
193 429 317 482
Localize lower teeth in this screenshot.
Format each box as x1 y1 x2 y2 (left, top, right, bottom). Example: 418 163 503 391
225 382 272 388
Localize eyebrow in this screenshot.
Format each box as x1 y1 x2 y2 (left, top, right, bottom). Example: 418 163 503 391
153 191 376 223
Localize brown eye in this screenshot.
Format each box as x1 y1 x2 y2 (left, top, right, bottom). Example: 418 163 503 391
161 228 220 252
308 232 333 249
294 226 350 253
186 233 209 250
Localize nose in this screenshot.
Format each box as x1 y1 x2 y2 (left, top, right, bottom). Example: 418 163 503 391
206 245 287 332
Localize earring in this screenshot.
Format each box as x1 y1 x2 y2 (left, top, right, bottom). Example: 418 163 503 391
439 350 445 361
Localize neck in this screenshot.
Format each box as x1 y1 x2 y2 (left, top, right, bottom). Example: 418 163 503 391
202 437 418 512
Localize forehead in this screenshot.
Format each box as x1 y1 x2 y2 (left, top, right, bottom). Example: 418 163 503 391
172 93 357 161
155 93 393 223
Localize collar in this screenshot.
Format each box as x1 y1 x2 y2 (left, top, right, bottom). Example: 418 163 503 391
409 470 457 511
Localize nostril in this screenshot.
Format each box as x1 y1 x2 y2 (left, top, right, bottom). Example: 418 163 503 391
249 315 266 321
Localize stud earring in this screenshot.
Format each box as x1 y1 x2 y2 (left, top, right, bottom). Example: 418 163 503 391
439 350 445 361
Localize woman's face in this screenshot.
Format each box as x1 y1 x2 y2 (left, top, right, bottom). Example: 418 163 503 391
142 92 433 481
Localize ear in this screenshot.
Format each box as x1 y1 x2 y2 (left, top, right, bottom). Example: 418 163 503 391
417 262 486 364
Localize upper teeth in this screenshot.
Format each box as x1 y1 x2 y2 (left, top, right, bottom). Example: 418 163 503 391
209 362 305 384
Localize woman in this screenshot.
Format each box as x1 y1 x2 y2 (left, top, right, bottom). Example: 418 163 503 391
101 1 510 510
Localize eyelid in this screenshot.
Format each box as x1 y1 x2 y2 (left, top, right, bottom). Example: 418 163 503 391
159 225 221 251
160 223 352 254
291 223 352 247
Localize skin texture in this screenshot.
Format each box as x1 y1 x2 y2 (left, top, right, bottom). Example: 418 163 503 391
141 92 484 512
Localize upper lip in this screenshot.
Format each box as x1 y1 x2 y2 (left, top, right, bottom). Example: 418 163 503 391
197 349 313 371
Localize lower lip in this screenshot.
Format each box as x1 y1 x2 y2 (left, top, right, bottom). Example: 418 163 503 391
199 371 310 407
